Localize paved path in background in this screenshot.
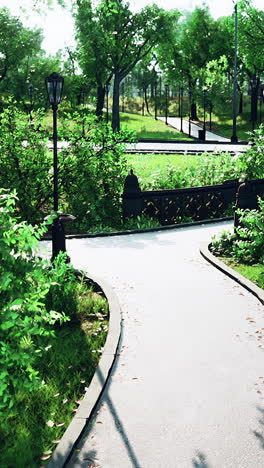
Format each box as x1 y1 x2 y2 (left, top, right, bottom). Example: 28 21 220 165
127 141 248 154
158 117 230 142
43 222 264 467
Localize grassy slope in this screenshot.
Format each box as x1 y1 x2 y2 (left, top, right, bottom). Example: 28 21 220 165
120 112 191 140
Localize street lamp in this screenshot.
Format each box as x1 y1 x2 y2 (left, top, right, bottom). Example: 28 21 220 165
165 84 169 125
180 86 183 132
79 88 86 105
203 88 207 141
259 86 264 124
154 81 158 120
28 84 34 121
231 2 238 143
250 74 259 131
188 90 192 137
45 72 66 260
105 83 110 124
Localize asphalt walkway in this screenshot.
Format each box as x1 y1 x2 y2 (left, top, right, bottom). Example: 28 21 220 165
158 116 230 142
44 222 264 468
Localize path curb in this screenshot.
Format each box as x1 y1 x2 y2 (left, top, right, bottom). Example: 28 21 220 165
200 242 264 305
47 274 122 468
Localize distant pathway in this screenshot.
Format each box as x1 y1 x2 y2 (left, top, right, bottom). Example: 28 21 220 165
47 221 264 468
158 116 230 142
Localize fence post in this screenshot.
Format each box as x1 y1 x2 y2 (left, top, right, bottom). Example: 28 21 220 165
122 169 142 220
234 180 257 228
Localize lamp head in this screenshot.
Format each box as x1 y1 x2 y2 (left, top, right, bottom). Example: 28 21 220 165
45 72 64 106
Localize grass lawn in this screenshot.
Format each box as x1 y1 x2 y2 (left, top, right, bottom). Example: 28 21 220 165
125 152 202 188
0 281 108 467
208 112 258 141
120 112 191 140
220 258 264 290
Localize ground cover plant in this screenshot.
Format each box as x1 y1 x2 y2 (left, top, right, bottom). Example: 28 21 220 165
210 197 264 290
0 190 109 466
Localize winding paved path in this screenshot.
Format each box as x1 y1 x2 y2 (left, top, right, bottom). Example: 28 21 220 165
46 222 264 467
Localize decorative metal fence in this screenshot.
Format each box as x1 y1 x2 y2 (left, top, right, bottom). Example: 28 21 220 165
122 171 264 225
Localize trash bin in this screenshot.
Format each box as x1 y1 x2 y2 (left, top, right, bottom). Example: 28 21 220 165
198 129 205 141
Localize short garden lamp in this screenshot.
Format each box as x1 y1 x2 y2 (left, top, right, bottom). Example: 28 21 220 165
45 72 69 261
105 83 111 123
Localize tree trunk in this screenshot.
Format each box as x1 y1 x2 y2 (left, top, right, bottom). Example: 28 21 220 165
144 86 150 114
96 84 105 119
112 74 122 131
191 102 198 121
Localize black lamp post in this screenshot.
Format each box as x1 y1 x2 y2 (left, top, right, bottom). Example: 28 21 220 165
79 88 86 135
79 88 86 105
28 84 34 121
154 81 158 120
231 2 238 143
45 72 66 260
105 83 110 124
209 101 213 131
165 84 169 125
259 86 264 124
203 88 207 140
250 75 259 131
188 90 192 137
180 86 183 132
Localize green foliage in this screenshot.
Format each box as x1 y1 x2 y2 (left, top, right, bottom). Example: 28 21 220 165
211 197 264 264
128 126 264 191
123 215 161 230
0 190 73 418
0 280 108 467
59 110 132 230
231 125 264 180
0 104 52 222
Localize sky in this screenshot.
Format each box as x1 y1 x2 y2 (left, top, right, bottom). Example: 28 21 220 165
0 0 263 55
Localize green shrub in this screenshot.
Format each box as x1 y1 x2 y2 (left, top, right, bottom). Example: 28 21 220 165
58 110 133 231
0 190 75 418
211 197 264 264
0 104 52 223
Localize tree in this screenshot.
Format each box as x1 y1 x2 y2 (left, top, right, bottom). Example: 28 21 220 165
0 8 56 110
75 0 171 131
157 6 232 120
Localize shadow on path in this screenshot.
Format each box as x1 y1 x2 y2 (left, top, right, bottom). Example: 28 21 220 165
192 451 211 467
66 334 142 468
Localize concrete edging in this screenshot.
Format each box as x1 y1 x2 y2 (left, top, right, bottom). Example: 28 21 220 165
200 242 264 305
47 273 122 468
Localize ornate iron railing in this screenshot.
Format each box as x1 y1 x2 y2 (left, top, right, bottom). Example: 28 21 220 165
122 172 264 225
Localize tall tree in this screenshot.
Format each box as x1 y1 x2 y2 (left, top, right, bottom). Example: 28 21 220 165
157 6 232 120
75 0 171 131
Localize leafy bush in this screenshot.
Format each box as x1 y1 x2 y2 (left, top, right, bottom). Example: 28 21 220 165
0 104 52 223
0 190 76 417
211 197 264 264
58 110 133 231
